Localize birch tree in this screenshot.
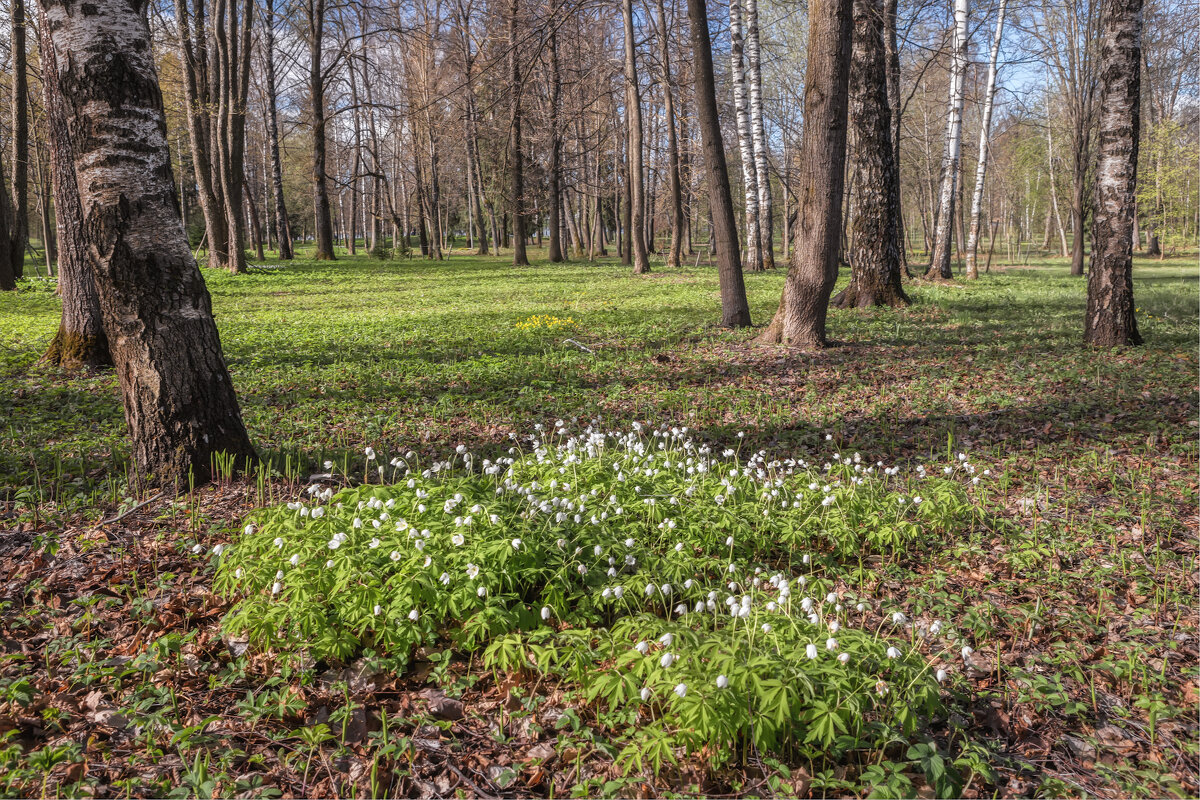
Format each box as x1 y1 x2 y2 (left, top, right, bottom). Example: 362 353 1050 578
745 0 775 268
1084 0 1143 345
925 0 969 279
964 0 1007 279
42 0 256 483
622 0 650 273
730 0 761 271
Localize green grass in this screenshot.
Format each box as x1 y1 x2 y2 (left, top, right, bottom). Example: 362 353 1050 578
0 246 1196 797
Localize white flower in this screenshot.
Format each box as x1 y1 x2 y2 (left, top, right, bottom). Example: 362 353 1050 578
962 646 974 660
246 524 257 536
761 623 772 634
675 543 684 552
856 602 866 612
892 612 907 625
887 647 902 659
825 592 837 604
234 568 244 579
373 605 382 616
930 621 942 635
365 447 376 460
661 584 672 596
716 675 729 689
645 583 657 597
271 581 282 595
624 537 635 548
640 687 651 702
826 637 838 650
451 533 465 547
673 683 687 698
838 652 850 664
273 537 284 548
511 538 522 550
635 641 650 654
541 606 551 620
613 586 625 599
659 632 674 646
466 563 480 579
936 668 948 683
725 536 734 547
875 680 889 697
325 560 334 568
212 544 225 556
328 539 342 550
289 553 300 566
192 544 204 554
408 609 419 622
477 586 487 597
660 652 675 668
440 572 450 585
806 644 818 660
828 621 840 633
801 598 814 612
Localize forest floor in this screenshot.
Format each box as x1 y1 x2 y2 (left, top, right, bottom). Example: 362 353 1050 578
0 248 1197 799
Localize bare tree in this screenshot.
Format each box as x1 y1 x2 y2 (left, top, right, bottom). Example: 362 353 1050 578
622 0 650 273
10 0 29 275
757 0 854 346
926 0 969 279
745 0 774 268
964 0 1007 278
730 0 760 271
308 0 337 260
262 0 293 259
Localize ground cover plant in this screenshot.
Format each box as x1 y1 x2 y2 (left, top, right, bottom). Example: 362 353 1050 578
0 249 1197 798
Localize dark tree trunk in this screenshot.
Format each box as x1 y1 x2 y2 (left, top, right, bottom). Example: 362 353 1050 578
1085 0 1143 346
40 8 110 368
263 0 292 259
10 0 29 276
884 0 906 267
686 0 751 326
757 0 854 346
244 176 265 260
508 0 529 265
547 11 565 263
832 0 908 308
655 0 684 267
309 0 336 260
622 0 649 273
1070 167 1087 275
43 0 256 483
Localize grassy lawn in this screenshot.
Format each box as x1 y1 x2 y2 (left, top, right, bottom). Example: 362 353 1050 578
0 248 1196 797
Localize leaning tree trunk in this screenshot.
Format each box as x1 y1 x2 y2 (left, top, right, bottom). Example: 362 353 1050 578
686 0 751 326
10 0 29 276
832 0 908 308
622 0 650 273
964 0 1006 279
926 0 969 279
730 0 760 271
508 0 529 265
40 7 110 368
757 0 854 346
42 0 256 483
745 0 774 269
1085 0 1142 346
309 0 336 260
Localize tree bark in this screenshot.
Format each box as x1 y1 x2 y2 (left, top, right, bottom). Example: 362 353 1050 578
508 0 529 265
925 0 969 279
964 0 1006 279
263 0 293 258
655 0 684 267
832 0 908 308
10 0 29 276
730 0 760 271
309 0 336 260
745 0 774 268
547 7 565 263
757 0 854 346
42 0 256 483
622 0 650 273
1085 0 1142 345
686 0 751 326
40 7 110 368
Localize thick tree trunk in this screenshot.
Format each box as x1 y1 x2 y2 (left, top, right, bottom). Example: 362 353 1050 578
686 0 750 326
730 0 760 271
832 0 908 308
40 9 110 368
884 0 905 267
43 0 255 483
1085 0 1142 346
745 0 774 269
263 0 292 259
622 0 650 273
757 0 854 346
508 0 529 265
926 0 969 279
964 0 1006 279
655 0 684 267
309 0 336 260
10 0 29 276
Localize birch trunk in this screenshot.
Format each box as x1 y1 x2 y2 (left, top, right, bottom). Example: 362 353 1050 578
309 0 336 260
964 0 1006 279
622 0 650 273
10 0 29 275
745 0 774 268
654 0 684 267
43 0 255 482
1085 0 1142 345
925 0 969 279
730 0 760 271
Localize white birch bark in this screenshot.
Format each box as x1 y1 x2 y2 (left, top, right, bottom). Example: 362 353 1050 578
964 0 1007 278
745 0 774 268
926 0 970 279
730 0 761 270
